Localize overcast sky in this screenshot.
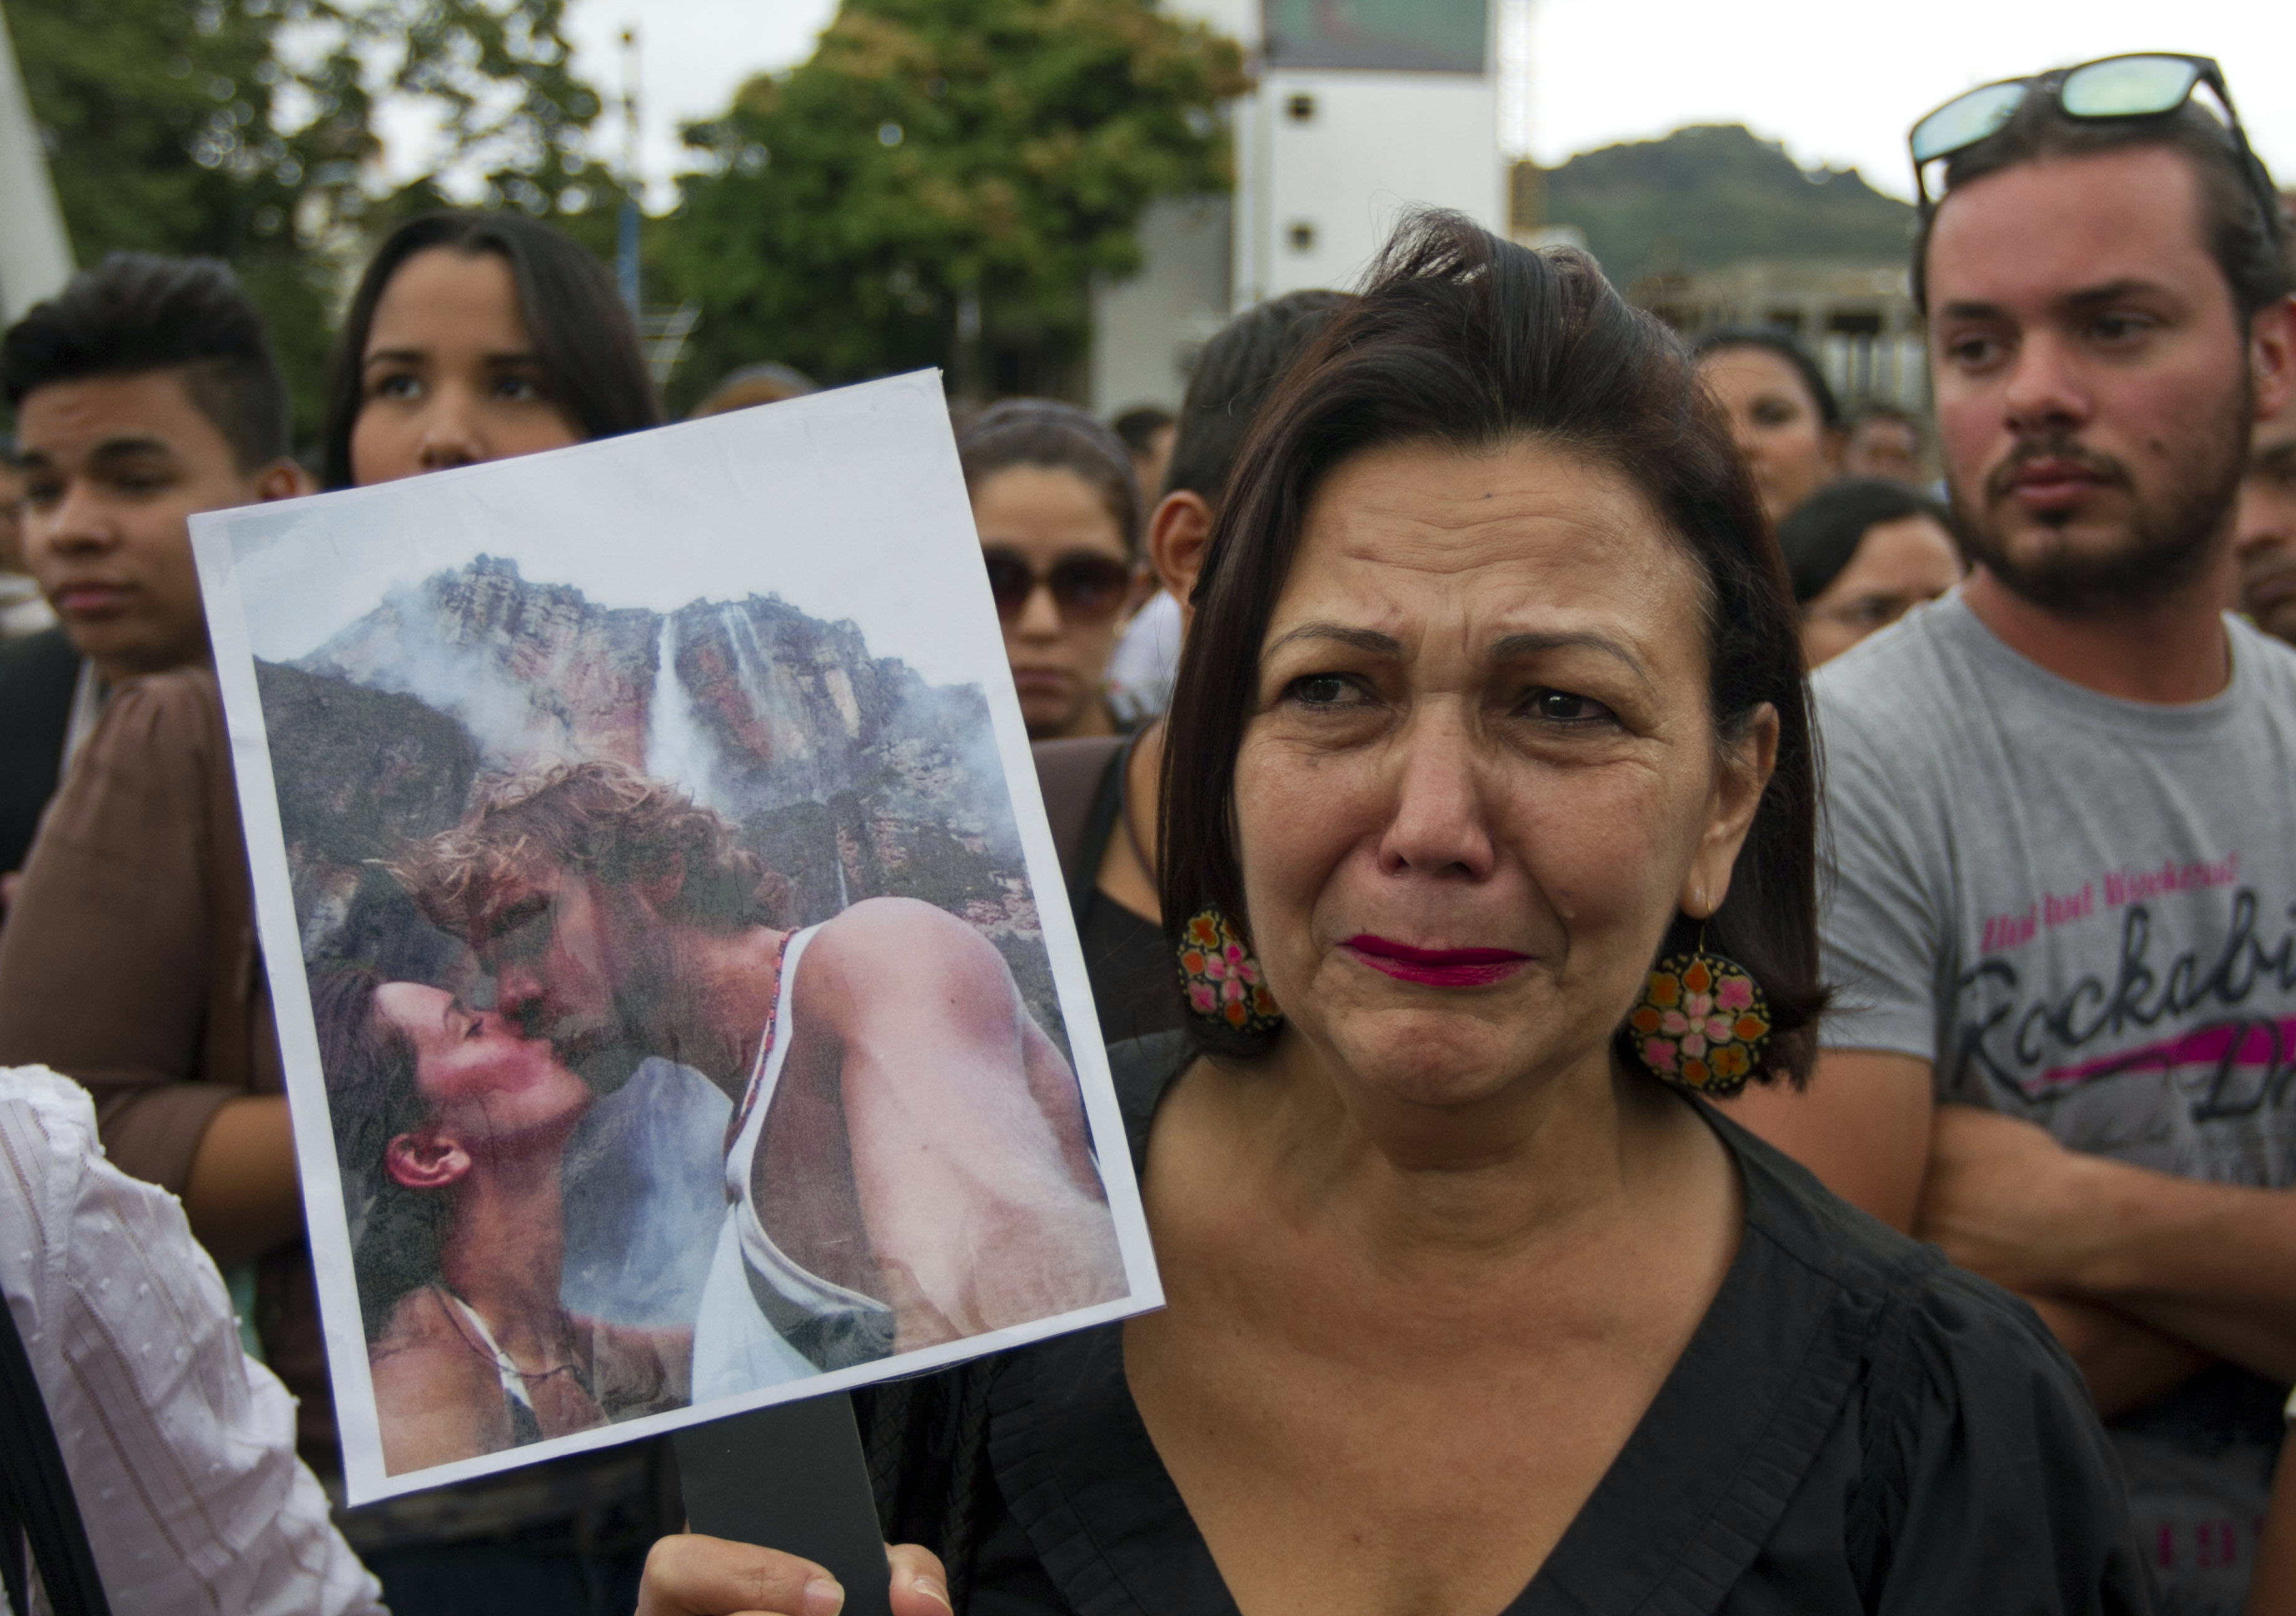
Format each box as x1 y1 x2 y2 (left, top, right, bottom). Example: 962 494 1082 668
370 0 2296 209
1528 1 2295 198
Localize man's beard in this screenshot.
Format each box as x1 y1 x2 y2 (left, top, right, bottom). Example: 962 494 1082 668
521 1000 649 1097
574 919 728 1094
1956 389 2249 614
514 910 698 1097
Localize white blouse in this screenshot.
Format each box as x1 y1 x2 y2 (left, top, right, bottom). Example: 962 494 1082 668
0 1065 383 1616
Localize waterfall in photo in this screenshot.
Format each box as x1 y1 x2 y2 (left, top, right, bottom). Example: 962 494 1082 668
645 617 719 805
718 602 767 710
718 600 811 766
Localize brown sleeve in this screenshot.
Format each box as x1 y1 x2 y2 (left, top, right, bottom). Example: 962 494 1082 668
1030 734 1127 897
0 670 243 1192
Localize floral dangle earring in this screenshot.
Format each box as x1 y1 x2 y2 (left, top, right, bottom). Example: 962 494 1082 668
1628 922 1770 1097
1177 910 1283 1036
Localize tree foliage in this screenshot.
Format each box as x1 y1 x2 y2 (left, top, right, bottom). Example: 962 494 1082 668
7 0 618 440
664 0 1247 406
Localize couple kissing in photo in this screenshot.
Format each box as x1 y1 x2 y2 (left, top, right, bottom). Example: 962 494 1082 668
315 761 1127 1476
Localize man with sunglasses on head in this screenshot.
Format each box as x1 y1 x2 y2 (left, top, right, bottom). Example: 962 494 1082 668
1727 54 2296 1614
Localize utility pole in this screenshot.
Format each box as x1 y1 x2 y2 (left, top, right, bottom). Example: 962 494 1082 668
617 26 641 317
0 0 72 321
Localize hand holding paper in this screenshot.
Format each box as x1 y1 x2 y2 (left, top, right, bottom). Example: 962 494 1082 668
189 372 1159 1504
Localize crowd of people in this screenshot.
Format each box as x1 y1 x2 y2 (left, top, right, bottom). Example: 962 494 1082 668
0 46 2292 1616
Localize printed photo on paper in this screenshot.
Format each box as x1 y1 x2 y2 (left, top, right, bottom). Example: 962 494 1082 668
190 373 1160 1504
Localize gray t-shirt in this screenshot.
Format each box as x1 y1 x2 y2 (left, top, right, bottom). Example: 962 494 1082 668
1816 588 2296 1614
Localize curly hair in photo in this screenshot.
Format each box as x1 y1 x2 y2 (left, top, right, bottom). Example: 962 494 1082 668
390 759 793 941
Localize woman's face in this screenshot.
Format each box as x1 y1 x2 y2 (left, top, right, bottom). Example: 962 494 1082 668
348 248 584 486
972 463 1133 739
374 981 591 1162
1700 346 1838 526
1232 439 1775 1112
1800 513 1966 667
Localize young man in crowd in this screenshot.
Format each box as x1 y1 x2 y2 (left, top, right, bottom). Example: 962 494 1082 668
396 761 1125 1392
1039 291 1352 1045
1727 61 2295 1614
0 255 304 885
1110 403 1175 504
0 254 318 1440
2234 345 2295 645
1099 403 1181 726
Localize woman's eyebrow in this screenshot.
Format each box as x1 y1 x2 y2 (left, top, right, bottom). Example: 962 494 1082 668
1263 623 1400 658
1265 623 1653 685
361 347 542 370
1488 630 1654 691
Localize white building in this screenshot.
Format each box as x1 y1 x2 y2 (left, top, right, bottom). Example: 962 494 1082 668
1089 0 1505 415
0 1 72 322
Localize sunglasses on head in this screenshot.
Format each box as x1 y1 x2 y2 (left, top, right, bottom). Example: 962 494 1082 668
982 548 1132 625
1908 52 2282 248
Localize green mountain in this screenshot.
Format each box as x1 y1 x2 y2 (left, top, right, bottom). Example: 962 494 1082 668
1542 124 1916 279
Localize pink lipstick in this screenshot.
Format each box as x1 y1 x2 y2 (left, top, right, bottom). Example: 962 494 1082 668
1342 934 1529 988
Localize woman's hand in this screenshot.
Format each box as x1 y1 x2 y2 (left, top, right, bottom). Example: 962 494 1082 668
636 1536 952 1616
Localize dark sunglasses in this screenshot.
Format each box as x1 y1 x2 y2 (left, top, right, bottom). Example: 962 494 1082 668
982 548 1132 625
1908 52 2282 248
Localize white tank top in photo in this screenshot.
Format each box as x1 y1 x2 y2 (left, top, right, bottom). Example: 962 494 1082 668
689 925 896 1402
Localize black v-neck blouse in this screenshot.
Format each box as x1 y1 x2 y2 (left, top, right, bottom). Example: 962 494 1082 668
884 1034 2151 1616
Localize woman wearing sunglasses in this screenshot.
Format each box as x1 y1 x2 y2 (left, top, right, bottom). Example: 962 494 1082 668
960 401 1142 741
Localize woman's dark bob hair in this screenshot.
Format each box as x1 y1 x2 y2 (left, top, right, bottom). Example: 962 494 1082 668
1692 327 1842 430
310 963 444 1332
957 398 1142 559
1777 477 1959 605
1159 211 1826 1085
321 210 664 490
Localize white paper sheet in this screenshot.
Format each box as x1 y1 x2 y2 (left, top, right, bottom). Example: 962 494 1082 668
191 372 1162 1505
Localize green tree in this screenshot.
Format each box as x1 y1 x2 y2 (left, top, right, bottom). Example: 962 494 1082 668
6 0 618 443
664 0 1246 408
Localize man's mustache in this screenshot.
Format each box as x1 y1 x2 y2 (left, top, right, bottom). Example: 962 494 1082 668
501 994 647 1094
509 999 605 1056
1983 431 2134 507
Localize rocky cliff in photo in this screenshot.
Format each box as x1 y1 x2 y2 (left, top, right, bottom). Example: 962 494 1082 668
264 556 1059 1042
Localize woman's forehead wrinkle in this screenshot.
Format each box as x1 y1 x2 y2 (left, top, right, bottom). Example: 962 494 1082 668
1323 488 1628 573
1301 516 1682 640
1285 445 1700 685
